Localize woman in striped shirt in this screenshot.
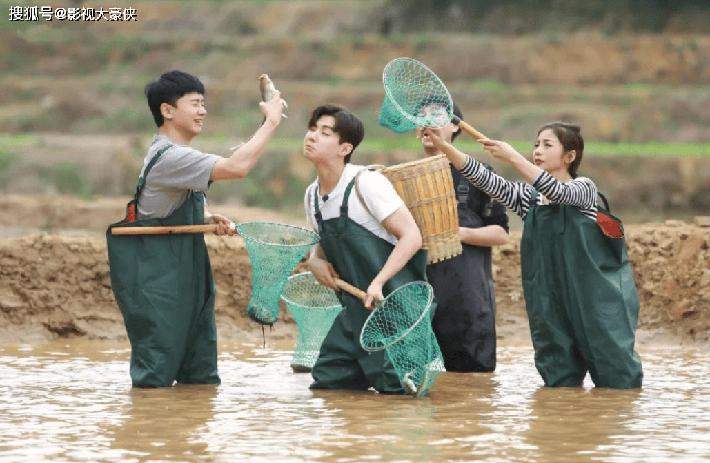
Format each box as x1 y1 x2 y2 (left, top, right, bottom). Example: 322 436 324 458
423 122 643 389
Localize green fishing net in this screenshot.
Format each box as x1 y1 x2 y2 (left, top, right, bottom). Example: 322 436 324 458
281 272 344 372
236 222 319 326
359 281 444 397
378 57 454 133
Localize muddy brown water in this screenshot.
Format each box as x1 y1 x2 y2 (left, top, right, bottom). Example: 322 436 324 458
0 340 708 462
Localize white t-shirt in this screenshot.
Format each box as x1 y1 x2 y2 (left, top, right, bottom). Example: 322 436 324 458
303 164 404 245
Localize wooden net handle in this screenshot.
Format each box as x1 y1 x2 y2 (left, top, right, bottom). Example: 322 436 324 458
333 278 367 300
453 117 487 141
111 224 220 235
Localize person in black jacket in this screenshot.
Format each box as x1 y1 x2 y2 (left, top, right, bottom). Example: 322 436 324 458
417 102 509 372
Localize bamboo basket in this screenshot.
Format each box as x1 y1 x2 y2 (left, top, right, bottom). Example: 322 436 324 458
380 155 461 264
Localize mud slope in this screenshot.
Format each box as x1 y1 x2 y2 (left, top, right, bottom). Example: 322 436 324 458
0 224 706 346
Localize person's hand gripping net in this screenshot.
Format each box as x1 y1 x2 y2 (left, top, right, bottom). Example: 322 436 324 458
308 255 341 291
205 213 237 236
364 279 385 309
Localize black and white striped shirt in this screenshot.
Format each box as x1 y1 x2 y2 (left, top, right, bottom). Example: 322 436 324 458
459 156 598 221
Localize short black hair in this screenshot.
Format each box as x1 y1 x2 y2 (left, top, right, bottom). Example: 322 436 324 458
307 104 364 164
145 70 205 127
451 102 463 142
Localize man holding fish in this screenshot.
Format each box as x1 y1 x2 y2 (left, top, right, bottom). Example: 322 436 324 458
107 70 286 387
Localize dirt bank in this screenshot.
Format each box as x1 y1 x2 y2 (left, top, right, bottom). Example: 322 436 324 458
492 223 710 347
0 223 706 347
0 194 303 238
0 234 289 344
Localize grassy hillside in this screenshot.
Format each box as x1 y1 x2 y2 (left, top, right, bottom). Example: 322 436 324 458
1 1 708 142
0 133 707 223
0 0 708 217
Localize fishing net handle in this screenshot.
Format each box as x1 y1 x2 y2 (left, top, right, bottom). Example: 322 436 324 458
333 278 367 301
451 115 487 141
111 223 236 235
334 278 389 311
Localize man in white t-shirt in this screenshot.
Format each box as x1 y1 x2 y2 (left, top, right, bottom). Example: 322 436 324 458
303 158 403 246
302 104 427 393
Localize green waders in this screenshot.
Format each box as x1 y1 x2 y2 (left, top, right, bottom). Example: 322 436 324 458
520 192 643 388
310 177 430 393
106 145 220 388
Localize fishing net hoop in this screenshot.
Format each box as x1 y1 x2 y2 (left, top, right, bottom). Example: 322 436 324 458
236 221 320 248
282 272 344 369
281 272 342 311
236 221 320 326
359 281 435 353
382 57 455 129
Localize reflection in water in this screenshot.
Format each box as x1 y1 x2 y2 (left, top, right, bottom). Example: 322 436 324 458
110 385 217 461
0 342 707 462
524 387 640 463
313 388 442 461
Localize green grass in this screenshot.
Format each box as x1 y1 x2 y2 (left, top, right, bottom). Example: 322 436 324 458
468 79 511 93
260 137 710 158
573 142 710 157
0 133 706 158
0 134 38 152
41 162 92 198
0 151 20 185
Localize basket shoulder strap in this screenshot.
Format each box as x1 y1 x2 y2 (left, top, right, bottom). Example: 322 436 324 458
353 166 381 223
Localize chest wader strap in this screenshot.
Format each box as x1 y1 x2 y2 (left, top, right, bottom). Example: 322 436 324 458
527 188 539 221
597 192 611 212
312 184 324 234
313 166 381 234
528 188 567 233
337 179 358 233
135 145 173 200
595 192 624 239
123 144 172 223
